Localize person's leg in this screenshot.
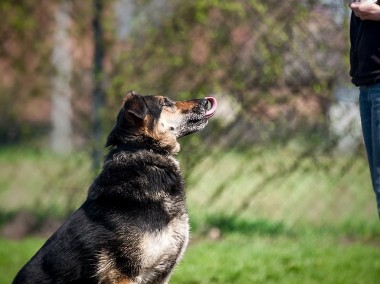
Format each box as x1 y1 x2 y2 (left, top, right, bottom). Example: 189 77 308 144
369 83 380 216
359 85 379 216
359 85 373 176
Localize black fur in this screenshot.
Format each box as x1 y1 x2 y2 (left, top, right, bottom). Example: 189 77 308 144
13 92 213 284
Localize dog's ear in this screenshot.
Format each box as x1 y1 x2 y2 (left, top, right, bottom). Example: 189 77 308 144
123 91 147 120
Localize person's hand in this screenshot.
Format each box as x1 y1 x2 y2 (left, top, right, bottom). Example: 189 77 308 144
350 2 380 21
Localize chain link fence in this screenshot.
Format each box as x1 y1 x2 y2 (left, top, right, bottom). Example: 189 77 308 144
1 0 378 239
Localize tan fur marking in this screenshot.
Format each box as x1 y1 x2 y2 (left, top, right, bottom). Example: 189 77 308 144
97 251 136 284
149 109 182 154
175 100 198 110
117 279 133 284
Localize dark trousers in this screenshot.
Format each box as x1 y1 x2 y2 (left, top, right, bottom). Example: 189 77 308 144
359 83 380 217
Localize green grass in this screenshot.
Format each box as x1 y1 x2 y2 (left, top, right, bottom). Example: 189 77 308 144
0 238 44 284
1 145 380 283
172 234 380 284
2 233 380 284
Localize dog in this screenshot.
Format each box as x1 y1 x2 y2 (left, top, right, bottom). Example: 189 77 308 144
13 91 217 284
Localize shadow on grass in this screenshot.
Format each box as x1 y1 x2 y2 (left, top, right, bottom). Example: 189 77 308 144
0 209 66 240
195 215 294 237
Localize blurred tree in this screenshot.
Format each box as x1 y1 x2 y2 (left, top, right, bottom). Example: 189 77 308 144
51 1 73 154
92 0 106 170
107 0 348 145
0 0 350 149
0 0 53 144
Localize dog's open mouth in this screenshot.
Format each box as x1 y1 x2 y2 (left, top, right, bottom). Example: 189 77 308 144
205 97 217 119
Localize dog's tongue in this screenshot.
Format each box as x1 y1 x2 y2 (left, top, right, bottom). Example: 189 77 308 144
205 97 217 119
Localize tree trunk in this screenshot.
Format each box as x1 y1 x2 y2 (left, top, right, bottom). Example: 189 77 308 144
92 0 105 171
51 1 73 154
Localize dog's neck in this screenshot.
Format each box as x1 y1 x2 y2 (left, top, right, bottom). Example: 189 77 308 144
111 136 173 156
116 144 170 156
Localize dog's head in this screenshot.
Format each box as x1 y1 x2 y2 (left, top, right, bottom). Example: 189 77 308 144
106 91 217 154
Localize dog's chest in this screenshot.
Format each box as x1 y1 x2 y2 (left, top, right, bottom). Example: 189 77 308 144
140 214 189 269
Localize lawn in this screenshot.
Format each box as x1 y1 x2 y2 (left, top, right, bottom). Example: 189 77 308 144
1 145 380 283
2 232 380 284
172 234 380 284
0 238 44 284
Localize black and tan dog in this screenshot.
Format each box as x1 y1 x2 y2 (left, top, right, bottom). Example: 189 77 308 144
13 91 217 284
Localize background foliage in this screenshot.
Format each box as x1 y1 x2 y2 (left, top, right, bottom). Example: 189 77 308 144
1 0 379 283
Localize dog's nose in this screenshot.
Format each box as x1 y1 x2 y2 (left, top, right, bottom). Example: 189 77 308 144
201 99 209 109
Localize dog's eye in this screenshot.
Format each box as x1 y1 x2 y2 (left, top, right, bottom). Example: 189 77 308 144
163 98 174 108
